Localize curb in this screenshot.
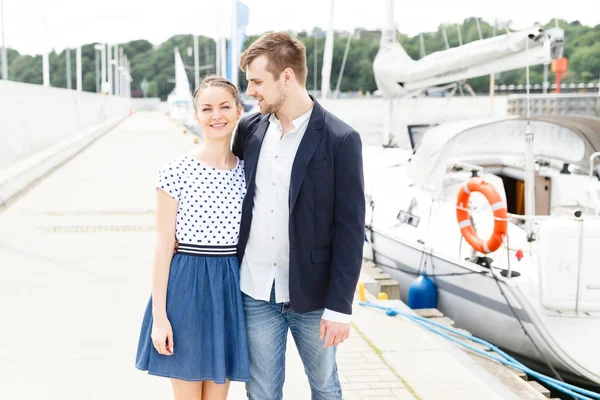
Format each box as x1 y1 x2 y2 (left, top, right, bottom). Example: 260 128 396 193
0 115 128 210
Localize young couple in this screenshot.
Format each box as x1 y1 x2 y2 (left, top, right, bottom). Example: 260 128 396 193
135 32 365 400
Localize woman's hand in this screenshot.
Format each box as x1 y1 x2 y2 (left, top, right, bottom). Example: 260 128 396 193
151 314 174 355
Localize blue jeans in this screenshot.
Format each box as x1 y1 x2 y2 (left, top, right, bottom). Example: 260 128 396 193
242 288 342 400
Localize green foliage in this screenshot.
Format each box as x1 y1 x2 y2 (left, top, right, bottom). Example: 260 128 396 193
4 18 599 97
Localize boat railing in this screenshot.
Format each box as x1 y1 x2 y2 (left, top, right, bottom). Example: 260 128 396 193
588 182 600 216
454 203 600 222
450 160 484 176
589 152 600 177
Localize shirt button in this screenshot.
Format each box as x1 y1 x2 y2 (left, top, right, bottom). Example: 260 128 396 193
275 155 278 159
271 236 275 240
270 210 274 213
272 182 275 186
273 262 277 266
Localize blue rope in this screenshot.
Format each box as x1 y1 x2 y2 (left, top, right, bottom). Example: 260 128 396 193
358 301 600 400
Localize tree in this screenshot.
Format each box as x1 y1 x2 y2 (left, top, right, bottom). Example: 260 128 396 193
4 18 599 96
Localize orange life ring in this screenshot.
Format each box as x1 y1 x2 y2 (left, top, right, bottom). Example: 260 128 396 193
456 177 508 254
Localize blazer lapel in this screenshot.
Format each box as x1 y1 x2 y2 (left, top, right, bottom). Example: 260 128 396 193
289 103 325 212
244 115 270 186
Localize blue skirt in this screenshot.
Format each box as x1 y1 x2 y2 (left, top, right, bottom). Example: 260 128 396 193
135 252 250 383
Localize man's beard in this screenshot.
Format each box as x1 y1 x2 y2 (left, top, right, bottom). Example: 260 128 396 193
261 83 286 114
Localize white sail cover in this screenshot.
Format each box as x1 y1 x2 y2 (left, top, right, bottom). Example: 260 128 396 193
374 27 564 94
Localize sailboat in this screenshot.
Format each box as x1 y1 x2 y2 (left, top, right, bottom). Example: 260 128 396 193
364 0 600 388
166 0 254 132
166 48 197 129
364 116 600 386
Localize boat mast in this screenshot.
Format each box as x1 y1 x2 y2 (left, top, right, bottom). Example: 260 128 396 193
524 37 536 239
335 29 354 97
381 0 395 147
320 0 335 99
489 20 497 116
215 1 221 77
216 0 227 79
230 0 239 88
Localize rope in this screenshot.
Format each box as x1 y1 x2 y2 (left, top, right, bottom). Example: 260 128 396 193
359 301 600 400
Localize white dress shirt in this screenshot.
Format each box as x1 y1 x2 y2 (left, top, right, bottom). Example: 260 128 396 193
239 109 350 324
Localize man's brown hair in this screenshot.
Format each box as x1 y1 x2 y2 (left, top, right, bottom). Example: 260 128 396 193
239 32 308 86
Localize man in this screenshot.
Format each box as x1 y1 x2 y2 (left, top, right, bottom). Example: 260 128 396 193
233 32 365 400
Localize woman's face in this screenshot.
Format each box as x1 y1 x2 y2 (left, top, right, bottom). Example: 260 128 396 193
194 86 242 140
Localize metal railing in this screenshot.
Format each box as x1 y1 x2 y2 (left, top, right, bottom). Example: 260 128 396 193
507 93 600 117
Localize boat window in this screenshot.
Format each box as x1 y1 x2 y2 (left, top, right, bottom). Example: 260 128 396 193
494 173 551 216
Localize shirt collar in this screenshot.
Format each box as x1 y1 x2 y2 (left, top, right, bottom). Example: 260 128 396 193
269 107 313 130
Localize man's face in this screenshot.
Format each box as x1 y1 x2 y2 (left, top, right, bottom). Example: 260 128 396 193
245 55 286 114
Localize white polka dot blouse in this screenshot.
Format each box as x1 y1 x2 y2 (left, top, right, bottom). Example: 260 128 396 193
157 155 246 247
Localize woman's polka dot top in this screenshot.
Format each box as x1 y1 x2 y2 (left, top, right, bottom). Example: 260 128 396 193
157 155 246 246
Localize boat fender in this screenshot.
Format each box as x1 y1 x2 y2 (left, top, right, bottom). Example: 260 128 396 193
408 272 438 309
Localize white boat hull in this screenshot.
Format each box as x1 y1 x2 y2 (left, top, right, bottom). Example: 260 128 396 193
368 228 600 386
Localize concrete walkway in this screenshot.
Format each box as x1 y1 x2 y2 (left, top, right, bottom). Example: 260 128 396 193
0 112 543 399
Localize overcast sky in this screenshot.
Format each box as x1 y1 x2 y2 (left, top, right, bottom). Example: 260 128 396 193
2 0 598 55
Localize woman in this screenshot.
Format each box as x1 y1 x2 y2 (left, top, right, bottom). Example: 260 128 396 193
136 75 249 399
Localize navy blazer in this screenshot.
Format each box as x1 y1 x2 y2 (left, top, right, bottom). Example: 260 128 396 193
232 98 365 315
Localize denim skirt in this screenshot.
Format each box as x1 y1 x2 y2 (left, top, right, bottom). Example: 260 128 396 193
135 251 250 383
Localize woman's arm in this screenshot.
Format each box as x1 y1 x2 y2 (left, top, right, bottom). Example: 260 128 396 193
150 188 178 355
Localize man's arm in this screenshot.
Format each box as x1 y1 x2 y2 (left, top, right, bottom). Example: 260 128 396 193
327 130 365 315
320 130 365 347
232 115 254 160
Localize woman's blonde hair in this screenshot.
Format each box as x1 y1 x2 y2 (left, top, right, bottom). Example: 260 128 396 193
193 75 241 111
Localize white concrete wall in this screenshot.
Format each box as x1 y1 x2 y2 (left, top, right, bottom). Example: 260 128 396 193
320 96 509 148
158 101 170 115
131 97 161 111
0 81 131 168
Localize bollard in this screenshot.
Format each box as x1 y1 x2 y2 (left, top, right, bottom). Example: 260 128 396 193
378 292 389 300
193 137 199 144
183 129 187 134
358 282 366 302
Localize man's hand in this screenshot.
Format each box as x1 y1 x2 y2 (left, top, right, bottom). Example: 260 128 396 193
320 319 350 348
